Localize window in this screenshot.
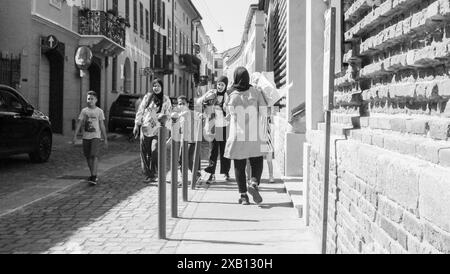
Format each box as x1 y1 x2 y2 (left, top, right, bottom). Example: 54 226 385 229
0 89 23 112
112 57 118 92
175 26 178 54
168 19 172 50
145 9 149 42
113 0 119 14
133 0 138 33
125 0 130 22
157 0 161 26
140 2 144 37
162 2 166 29
49 0 62 9
134 61 138 94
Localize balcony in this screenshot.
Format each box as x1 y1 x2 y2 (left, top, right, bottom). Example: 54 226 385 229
179 54 201 74
78 10 126 57
152 55 174 75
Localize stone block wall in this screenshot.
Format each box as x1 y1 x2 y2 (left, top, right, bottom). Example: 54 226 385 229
307 0 450 254
308 114 450 254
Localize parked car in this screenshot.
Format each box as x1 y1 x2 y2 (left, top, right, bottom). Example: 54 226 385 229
108 94 141 132
0 85 53 163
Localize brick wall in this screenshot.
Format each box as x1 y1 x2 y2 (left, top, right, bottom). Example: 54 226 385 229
307 0 450 254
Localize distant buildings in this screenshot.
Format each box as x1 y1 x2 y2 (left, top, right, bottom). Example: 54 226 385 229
0 0 216 136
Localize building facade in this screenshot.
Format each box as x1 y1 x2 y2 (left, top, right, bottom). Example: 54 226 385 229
0 0 219 135
170 0 201 100
259 0 308 177
0 0 127 135
195 22 216 93
223 4 266 82
214 53 224 82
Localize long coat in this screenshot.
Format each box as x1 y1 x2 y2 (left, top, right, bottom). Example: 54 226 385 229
224 87 268 160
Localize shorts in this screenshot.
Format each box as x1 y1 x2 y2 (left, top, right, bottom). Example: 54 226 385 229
83 138 101 158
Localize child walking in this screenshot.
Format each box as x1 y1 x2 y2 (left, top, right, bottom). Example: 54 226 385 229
73 91 108 185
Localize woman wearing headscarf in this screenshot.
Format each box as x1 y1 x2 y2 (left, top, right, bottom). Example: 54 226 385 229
196 76 232 184
225 67 268 205
134 78 172 183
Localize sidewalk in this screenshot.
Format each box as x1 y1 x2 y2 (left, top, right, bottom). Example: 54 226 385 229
161 161 321 254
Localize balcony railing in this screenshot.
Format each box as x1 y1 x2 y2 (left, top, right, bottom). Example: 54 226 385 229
78 10 126 48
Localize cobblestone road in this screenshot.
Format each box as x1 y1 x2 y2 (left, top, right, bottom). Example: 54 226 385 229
0 139 210 254
0 134 140 200
0 159 199 254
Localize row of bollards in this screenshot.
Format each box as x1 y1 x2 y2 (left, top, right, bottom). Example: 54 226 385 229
157 114 202 240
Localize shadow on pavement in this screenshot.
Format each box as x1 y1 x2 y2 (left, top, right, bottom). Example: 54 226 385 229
0 159 151 254
179 217 259 223
258 202 294 210
167 238 264 246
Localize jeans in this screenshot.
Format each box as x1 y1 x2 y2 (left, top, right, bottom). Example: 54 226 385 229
204 127 231 175
234 157 264 194
141 135 158 178
179 143 196 172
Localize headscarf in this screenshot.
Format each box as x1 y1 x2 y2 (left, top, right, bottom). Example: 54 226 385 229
232 67 252 92
216 76 229 96
146 78 165 113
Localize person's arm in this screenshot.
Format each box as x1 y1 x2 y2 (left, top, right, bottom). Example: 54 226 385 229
134 95 147 137
99 110 108 148
72 111 84 144
100 120 108 148
195 89 216 106
72 119 83 144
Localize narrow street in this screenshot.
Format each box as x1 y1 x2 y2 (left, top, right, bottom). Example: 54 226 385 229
0 135 318 254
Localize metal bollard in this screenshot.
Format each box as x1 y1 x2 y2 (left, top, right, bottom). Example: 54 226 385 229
171 114 180 218
182 141 189 202
191 115 202 190
191 141 201 190
158 114 169 239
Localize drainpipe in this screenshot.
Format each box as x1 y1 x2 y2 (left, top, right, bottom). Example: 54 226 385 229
322 7 336 255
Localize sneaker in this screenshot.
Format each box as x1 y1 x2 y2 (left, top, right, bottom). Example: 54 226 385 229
90 176 98 186
238 194 250 205
144 176 157 184
224 173 231 181
206 174 216 185
248 182 263 204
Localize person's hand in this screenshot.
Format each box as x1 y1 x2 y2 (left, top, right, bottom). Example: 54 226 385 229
204 91 216 102
104 139 109 150
133 126 140 139
72 137 77 145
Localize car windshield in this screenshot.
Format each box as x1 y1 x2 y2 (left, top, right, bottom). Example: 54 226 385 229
116 96 138 108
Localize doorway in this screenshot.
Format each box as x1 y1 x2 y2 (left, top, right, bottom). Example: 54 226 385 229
44 45 65 134
89 57 101 107
123 58 132 93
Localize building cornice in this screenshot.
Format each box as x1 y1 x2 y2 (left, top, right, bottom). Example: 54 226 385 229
31 12 81 40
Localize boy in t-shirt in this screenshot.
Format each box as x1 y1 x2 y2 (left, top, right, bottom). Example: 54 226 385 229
175 96 203 178
73 91 108 185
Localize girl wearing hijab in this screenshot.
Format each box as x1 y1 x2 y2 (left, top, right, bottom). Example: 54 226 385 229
134 78 172 183
197 76 232 184
224 67 268 205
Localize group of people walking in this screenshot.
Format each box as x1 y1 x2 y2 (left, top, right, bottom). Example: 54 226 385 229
133 66 274 205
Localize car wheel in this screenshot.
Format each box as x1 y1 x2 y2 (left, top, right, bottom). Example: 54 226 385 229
29 131 52 163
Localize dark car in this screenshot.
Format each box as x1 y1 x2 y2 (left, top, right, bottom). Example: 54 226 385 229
0 85 53 163
108 94 141 132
